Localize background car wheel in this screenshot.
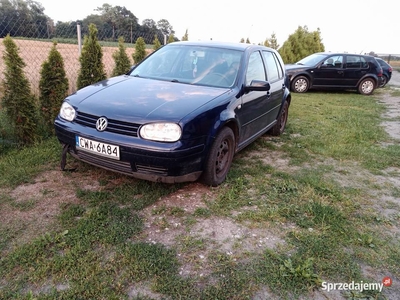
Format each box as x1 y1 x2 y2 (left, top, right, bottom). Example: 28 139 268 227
291 76 309 93
380 75 388 87
201 127 235 186
358 78 375 95
269 100 289 136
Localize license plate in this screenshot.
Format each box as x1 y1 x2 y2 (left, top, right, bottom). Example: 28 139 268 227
75 136 120 159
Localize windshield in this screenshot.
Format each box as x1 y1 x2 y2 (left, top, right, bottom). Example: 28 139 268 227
296 53 327 66
130 44 243 88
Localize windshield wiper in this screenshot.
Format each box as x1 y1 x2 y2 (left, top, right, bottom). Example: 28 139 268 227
171 79 180 83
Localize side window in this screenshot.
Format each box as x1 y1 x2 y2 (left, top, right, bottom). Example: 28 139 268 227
346 55 367 69
245 51 266 85
322 55 343 68
262 50 281 82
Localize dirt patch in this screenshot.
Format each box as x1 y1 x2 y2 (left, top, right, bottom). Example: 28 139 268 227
0 170 99 251
1 72 399 298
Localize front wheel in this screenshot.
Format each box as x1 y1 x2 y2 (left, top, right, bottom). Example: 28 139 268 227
291 76 309 93
358 78 375 95
201 127 235 186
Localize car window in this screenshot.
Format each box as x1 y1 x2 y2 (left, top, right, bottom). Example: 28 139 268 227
296 53 327 66
245 51 266 85
130 45 242 88
262 50 283 82
322 55 343 68
346 55 368 69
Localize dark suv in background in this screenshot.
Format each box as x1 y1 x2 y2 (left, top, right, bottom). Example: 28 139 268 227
285 53 383 95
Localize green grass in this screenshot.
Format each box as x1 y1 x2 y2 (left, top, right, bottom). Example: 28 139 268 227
0 90 399 299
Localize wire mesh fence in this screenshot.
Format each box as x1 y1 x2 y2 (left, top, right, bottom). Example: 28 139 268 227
0 19 161 96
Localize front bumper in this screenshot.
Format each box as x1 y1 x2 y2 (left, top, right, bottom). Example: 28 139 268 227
55 120 207 183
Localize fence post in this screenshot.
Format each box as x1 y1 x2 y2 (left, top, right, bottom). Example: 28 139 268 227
77 22 82 55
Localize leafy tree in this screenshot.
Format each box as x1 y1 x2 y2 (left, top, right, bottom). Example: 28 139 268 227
112 37 131 76
240 38 245 43
157 19 174 36
279 25 325 63
132 37 146 64
39 41 69 135
263 38 271 47
182 29 189 41
1 34 37 145
0 0 50 38
246 38 251 44
153 35 162 51
95 4 138 41
77 23 106 90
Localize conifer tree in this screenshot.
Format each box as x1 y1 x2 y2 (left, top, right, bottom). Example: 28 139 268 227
1 34 37 146
132 37 146 64
153 35 162 51
181 29 189 41
167 34 175 44
77 23 106 89
39 41 69 136
112 37 131 76
269 32 280 50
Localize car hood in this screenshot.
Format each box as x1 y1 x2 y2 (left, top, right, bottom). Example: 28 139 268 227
284 64 309 71
67 76 229 122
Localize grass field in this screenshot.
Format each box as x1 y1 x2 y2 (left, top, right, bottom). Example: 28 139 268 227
0 87 399 299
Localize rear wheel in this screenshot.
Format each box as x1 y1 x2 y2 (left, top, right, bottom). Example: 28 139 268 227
201 127 235 186
380 75 388 87
291 76 309 93
269 100 289 136
358 78 375 95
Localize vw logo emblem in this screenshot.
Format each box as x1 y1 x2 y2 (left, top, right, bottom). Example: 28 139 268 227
96 117 108 131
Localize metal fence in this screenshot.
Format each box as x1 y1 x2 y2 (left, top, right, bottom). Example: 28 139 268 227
0 21 162 96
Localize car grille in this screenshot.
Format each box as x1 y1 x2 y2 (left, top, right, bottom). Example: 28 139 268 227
73 149 134 174
135 164 168 176
75 111 140 137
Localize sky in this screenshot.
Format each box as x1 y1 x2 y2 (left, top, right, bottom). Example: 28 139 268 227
37 0 399 55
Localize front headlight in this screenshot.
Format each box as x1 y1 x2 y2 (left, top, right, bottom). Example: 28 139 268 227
139 123 182 142
59 102 76 121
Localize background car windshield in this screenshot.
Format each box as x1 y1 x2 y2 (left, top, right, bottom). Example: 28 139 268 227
296 53 327 66
130 45 243 88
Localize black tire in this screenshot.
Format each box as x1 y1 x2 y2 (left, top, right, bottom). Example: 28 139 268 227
358 78 375 95
201 127 235 186
291 76 309 93
269 100 289 136
380 75 388 87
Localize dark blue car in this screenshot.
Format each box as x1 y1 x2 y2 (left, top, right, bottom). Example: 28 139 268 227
54 41 291 186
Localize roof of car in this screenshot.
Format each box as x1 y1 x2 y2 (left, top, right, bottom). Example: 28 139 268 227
169 41 274 52
314 52 375 58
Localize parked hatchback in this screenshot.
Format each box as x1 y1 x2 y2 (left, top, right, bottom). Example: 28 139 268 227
375 57 392 87
285 53 383 95
54 41 291 186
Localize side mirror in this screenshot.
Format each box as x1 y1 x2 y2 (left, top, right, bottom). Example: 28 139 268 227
245 80 271 92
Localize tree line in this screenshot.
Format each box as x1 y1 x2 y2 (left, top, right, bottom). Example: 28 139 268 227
0 0 176 44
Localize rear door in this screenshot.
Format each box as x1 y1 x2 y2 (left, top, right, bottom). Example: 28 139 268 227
261 50 285 125
342 55 369 87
